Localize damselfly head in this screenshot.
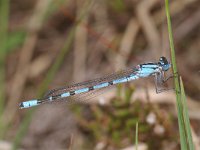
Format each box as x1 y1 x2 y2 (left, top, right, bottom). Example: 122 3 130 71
158 57 171 71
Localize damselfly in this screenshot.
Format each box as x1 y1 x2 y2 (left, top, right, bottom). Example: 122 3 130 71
19 56 171 109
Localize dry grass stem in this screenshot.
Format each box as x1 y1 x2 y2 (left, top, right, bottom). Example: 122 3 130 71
115 18 139 70
2 0 52 125
136 0 161 57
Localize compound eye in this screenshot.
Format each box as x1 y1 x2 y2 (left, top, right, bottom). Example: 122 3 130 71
159 56 168 65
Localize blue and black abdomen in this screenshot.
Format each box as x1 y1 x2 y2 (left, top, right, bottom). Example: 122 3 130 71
19 57 171 109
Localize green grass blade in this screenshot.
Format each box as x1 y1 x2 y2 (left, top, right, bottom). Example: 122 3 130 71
13 0 93 148
109 0 126 12
165 0 194 149
6 31 26 53
0 0 9 116
12 27 75 150
135 122 138 150
180 77 195 150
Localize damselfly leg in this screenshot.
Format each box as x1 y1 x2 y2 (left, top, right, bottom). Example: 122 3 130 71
154 71 177 93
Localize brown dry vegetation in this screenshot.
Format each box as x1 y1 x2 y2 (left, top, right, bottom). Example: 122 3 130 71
0 0 200 150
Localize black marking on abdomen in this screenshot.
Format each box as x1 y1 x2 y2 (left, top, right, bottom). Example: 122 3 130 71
126 75 131 80
70 91 75 95
89 86 94 91
108 81 113 85
52 95 61 100
38 100 42 104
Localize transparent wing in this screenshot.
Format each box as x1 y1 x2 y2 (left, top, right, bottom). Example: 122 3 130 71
44 67 138 98
41 84 116 106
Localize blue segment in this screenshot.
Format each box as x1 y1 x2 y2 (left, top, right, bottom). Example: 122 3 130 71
139 67 158 77
61 92 70 98
20 100 38 109
113 77 127 84
127 74 139 81
75 88 89 94
93 82 109 89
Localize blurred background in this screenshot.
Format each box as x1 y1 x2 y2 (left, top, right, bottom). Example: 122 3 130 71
0 0 200 149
